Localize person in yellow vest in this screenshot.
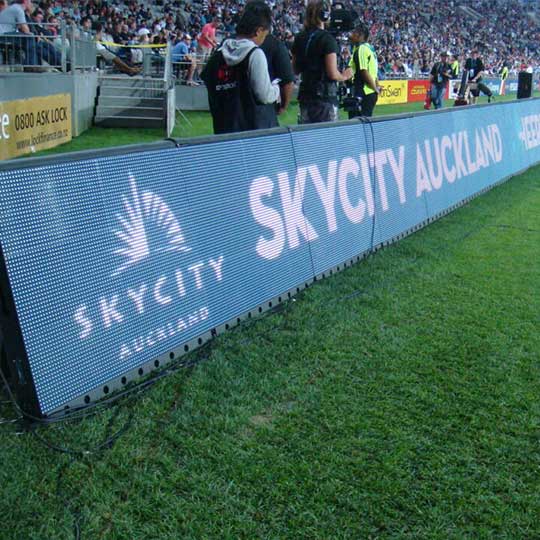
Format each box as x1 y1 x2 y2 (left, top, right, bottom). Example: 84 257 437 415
449 53 461 98
348 21 379 118
450 53 460 78
499 62 509 95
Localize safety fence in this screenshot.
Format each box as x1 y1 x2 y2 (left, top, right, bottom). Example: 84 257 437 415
0 22 69 71
0 99 539 418
0 23 171 75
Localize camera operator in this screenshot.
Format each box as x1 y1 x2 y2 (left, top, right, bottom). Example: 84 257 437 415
465 49 494 104
348 22 379 118
291 0 352 124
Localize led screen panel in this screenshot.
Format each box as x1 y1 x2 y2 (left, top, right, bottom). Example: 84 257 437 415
0 99 539 416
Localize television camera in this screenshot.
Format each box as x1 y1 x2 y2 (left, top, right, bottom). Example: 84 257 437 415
329 5 361 114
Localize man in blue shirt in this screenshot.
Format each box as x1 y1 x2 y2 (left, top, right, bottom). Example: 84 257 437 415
172 33 198 85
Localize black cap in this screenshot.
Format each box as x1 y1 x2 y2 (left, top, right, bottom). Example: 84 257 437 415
352 21 369 39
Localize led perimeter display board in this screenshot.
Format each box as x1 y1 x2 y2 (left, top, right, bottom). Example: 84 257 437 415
1 99 539 417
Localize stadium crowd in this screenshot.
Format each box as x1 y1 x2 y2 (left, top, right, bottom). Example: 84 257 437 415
1 0 538 76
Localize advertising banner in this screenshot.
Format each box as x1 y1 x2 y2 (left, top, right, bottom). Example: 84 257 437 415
407 80 431 102
0 99 539 416
448 78 519 100
378 80 408 105
482 78 518 96
0 94 72 160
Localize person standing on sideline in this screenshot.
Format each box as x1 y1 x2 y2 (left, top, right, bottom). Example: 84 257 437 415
242 0 294 124
201 1 279 134
499 61 509 95
259 32 295 119
348 21 379 118
465 49 493 104
429 51 452 109
450 52 460 97
291 0 352 124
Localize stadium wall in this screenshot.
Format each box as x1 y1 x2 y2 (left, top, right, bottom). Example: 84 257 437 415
0 99 539 417
0 72 98 136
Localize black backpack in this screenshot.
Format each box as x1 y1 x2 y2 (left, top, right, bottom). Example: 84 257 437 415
201 47 259 134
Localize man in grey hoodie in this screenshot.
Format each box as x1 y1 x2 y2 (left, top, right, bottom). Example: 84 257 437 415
202 1 280 134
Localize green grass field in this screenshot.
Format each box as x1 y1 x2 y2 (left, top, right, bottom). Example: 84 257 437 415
32 92 532 157
1 94 539 539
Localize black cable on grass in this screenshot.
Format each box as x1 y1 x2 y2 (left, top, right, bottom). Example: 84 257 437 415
55 457 83 540
1 121 529 431
357 115 378 253
287 126 317 279
0 343 213 428
30 411 134 457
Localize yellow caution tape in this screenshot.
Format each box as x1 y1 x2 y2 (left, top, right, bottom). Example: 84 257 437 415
97 40 167 49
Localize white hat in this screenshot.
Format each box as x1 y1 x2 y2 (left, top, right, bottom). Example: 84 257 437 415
138 28 150 36
184 33 192 39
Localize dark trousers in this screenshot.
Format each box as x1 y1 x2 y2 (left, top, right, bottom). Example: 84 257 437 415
299 101 339 124
348 92 378 119
471 81 492 98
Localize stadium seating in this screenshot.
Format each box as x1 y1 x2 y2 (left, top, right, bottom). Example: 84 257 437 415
4 0 538 76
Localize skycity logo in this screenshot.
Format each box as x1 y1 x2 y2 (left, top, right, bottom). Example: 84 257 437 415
74 175 225 361
112 175 191 276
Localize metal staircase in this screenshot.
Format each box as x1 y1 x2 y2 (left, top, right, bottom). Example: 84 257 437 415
93 44 175 135
94 75 167 129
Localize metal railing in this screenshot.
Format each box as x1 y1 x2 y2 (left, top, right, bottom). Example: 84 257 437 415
0 21 69 71
171 55 208 85
69 25 97 71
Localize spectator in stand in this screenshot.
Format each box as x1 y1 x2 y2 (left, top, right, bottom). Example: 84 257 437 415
429 51 452 109
4 0 533 77
131 27 150 65
95 23 140 76
46 15 58 36
31 9 53 37
0 0 62 69
197 16 220 68
79 15 92 38
172 33 198 86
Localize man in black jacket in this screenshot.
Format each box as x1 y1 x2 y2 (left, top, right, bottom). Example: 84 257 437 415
465 49 494 104
260 33 295 119
201 1 280 134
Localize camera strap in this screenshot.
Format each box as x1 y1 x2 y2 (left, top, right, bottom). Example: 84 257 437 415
304 29 321 57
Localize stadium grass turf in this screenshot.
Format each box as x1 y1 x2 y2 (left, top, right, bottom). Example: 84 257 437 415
29 92 538 157
1 155 539 537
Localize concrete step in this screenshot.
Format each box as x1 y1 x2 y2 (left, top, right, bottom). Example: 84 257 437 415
94 116 164 129
95 105 164 119
97 96 164 108
99 86 166 98
99 76 166 89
